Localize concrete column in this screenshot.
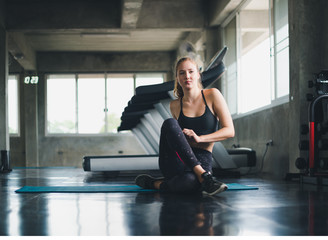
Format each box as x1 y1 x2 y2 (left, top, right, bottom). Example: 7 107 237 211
288 0 325 173
24 81 39 167
205 27 220 66
0 17 11 171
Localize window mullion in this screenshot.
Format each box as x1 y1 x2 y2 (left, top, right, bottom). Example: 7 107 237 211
236 12 242 114
269 0 276 102
133 74 136 94
273 0 278 101
104 73 108 133
75 74 79 134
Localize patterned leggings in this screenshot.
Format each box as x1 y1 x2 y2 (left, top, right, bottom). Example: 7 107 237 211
158 118 213 193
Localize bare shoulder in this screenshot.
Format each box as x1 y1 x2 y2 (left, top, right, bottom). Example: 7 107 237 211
170 99 180 119
203 88 228 117
203 88 223 101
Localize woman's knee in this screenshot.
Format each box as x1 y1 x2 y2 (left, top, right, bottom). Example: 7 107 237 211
161 118 180 132
163 118 178 127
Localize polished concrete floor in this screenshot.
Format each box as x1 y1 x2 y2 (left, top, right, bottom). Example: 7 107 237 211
1 167 328 236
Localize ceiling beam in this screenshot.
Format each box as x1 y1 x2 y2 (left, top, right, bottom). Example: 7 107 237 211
5 0 121 30
36 51 175 73
6 0 204 30
137 0 204 29
121 0 143 29
208 0 244 26
7 32 36 71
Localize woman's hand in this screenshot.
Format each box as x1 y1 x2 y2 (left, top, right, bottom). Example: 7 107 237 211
182 128 202 143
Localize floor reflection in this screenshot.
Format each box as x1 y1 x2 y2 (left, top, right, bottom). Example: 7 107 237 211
46 194 130 236
159 194 217 235
306 189 328 235
133 192 231 236
2 169 328 236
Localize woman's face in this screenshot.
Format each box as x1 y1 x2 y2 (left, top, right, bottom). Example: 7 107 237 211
177 60 200 91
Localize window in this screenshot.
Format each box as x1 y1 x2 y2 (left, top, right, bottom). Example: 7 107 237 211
135 73 166 88
46 73 164 134
8 75 19 135
222 0 289 115
106 74 134 133
272 0 289 99
77 74 106 134
47 75 76 134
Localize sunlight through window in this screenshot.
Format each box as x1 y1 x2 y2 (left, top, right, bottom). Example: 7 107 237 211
223 0 289 115
8 75 19 135
46 73 164 134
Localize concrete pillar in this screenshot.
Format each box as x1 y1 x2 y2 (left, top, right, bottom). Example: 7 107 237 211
204 27 222 90
205 27 220 67
0 11 11 171
288 0 325 173
24 80 39 166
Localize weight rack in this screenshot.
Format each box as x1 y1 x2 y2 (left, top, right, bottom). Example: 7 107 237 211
295 70 328 185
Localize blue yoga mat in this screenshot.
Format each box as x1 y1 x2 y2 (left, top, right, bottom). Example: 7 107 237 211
226 183 258 191
15 183 258 193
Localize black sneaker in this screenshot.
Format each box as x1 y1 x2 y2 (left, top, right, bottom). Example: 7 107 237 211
201 172 228 195
135 174 164 189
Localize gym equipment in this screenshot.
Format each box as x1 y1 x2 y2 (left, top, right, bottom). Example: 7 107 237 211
83 46 256 174
299 140 309 150
300 124 309 135
308 96 328 170
320 158 328 170
294 70 328 185
295 157 307 170
83 154 159 172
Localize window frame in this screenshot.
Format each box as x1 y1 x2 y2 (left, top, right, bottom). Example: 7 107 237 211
45 72 166 136
221 0 289 119
8 74 20 137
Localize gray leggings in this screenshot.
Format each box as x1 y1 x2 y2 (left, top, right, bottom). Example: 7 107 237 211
158 118 213 193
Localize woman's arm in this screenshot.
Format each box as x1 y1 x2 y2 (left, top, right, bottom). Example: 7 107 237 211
169 99 180 120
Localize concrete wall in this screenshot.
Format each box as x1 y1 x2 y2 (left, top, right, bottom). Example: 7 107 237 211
223 104 290 179
37 51 175 74
221 0 328 179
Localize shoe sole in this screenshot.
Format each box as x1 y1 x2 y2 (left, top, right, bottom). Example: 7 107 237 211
202 183 228 196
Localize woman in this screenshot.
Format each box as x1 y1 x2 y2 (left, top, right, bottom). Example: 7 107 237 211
135 57 235 195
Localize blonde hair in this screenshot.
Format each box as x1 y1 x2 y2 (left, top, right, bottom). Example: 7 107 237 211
173 57 203 99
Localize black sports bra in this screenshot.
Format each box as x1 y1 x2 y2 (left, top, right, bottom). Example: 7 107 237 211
178 90 218 135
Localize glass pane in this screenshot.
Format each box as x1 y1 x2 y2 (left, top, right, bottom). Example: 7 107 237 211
274 0 289 43
107 75 134 133
239 0 271 113
276 48 289 98
274 0 289 98
8 75 19 134
136 74 164 87
77 74 106 134
47 75 76 133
